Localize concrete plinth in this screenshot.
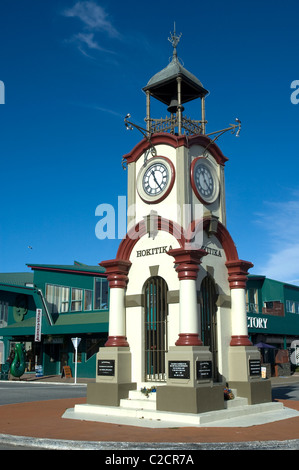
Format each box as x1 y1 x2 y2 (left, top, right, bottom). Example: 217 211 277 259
228 345 272 404
228 379 272 405
95 346 132 384
156 383 224 414
155 345 225 414
87 382 137 406
87 346 136 406
165 345 214 387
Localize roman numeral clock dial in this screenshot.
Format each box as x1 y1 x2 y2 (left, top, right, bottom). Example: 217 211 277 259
137 157 175 203
191 157 219 204
143 163 168 195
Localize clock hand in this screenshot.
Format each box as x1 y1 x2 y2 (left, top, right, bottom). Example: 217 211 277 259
202 172 211 189
151 170 162 190
199 173 208 190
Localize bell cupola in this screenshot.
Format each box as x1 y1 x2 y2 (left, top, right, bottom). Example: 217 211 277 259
143 25 209 135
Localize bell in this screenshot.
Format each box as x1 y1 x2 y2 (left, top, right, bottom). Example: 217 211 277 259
167 98 184 114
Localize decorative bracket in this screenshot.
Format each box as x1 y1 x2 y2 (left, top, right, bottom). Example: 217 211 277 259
202 119 241 157
123 114 157 169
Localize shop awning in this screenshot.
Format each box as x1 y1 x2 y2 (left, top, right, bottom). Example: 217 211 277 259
254 342 276 349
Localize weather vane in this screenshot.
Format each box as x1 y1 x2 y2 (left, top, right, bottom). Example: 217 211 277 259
168 22 182 59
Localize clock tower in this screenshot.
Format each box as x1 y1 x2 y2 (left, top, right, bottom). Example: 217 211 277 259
87 28 272 414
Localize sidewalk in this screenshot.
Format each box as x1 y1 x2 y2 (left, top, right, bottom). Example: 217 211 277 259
1 374 299 450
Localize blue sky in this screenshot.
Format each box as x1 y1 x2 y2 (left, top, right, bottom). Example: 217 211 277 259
1 0 299 284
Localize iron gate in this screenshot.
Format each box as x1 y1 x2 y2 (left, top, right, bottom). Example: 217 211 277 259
144 276 168 382
201 275 219 380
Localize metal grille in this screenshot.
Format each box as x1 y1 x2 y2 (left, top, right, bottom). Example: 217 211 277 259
144 276 168 382
201 275 219 381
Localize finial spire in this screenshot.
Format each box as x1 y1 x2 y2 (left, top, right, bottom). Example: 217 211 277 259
168 22 182 60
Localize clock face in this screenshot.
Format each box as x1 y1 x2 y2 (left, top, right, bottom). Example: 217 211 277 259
191 158 219 204
137 156 175 203
142 162 169 196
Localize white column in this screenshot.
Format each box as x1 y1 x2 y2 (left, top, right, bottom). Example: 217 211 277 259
226 259 253 346
230 288 248 338
179 279 198 335
108 287 126 338
167 247 207 346
99 259 131 348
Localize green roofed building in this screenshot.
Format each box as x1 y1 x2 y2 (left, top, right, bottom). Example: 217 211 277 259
246 275 299 377
0 262 109 378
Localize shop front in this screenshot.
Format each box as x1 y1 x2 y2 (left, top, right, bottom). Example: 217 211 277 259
0 263 109 379
246 275 299 377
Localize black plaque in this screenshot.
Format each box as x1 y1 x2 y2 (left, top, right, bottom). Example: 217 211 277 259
168 361 190 379
249 359 261 376
97 359 115 376
196 360 212 380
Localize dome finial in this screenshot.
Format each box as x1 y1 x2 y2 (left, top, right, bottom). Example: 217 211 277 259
168 22 182 60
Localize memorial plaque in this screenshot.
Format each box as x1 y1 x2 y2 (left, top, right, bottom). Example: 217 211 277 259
196 360 212 380
249 359 261 376
97 359 115 376
168 361 190 379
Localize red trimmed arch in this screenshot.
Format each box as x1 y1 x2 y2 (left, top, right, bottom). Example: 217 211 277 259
185 217 239 261
116 216 186 261
116 215 244 264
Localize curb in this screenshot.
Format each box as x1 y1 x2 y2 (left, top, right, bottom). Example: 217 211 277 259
1 434 299 450
0 380 87 386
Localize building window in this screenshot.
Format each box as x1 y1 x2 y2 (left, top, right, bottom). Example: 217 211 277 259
46 285 70 314
286 300 299 314
262 300 285 316
71 288 83 311
246 288 258 313
0 301 8 327
84 290 92 311
94 278 108 309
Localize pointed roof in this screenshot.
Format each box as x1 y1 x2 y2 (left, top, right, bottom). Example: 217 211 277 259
143 27 208 105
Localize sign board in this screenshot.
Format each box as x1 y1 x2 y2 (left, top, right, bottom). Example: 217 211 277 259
249 359 261 377
168 361 190 379
196 360 212 380
71 337 81 349
61 366 72 378
35 308 42 342
97 359 115 376
261 366 267 379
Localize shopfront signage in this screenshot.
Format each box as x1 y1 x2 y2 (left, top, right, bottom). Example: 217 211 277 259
247 316 268 329
168 360 190 379
35 308 42 342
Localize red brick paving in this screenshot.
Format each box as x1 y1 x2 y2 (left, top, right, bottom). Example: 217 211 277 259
1 397 299 444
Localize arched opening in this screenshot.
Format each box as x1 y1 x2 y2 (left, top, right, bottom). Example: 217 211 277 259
143 276 168 382
200 275 219 381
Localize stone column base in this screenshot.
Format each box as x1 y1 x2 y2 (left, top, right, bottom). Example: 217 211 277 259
95 347 132 384
156 384 224 414
227 346 272 404
87 382 137 406
87 346 136 406
165 345 214 388
156 345 225 414
228 379 272 405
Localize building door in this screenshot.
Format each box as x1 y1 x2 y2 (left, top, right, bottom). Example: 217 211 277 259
44 344 61 375
144 276 168 382
201 275 219 380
